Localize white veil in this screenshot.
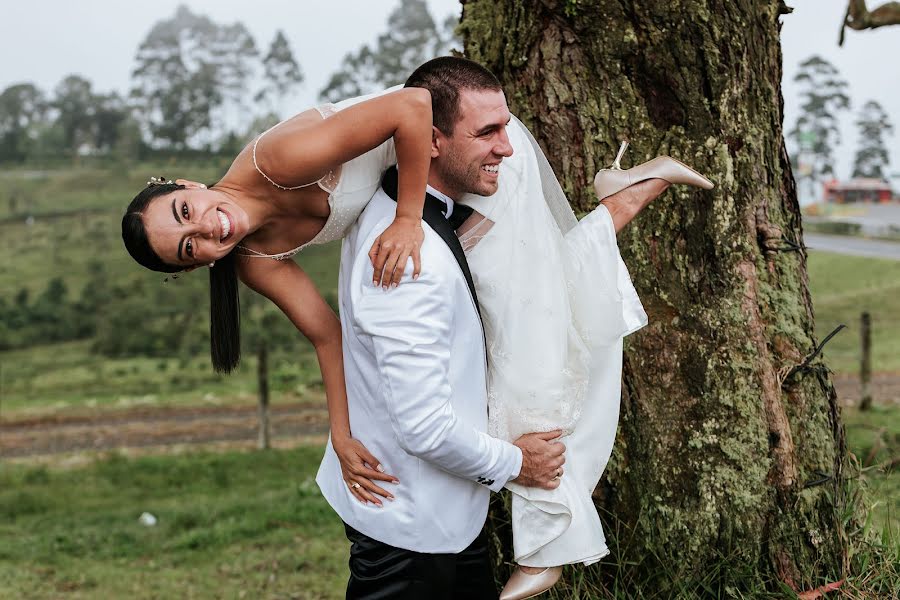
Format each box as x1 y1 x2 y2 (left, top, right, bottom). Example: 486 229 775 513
458 115 647 442
458 115 648 566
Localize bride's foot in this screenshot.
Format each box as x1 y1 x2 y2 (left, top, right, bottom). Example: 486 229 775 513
594 140 714 233
499 565 562 600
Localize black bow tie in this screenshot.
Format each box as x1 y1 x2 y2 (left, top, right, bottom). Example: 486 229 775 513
381 166 473 230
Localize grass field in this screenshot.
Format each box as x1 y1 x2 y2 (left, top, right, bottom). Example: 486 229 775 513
807 251 900 375
0 445 349 599
0 408 896 599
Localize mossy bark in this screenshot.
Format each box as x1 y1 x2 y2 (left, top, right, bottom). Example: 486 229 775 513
460 0 851 594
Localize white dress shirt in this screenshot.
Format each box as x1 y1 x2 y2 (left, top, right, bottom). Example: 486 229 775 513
316 189 522 553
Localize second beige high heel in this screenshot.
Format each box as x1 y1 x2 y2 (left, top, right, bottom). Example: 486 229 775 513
499 566 563 600
593 141 714 201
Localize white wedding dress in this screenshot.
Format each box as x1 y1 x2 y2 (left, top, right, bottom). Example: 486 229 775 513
458 116 647 567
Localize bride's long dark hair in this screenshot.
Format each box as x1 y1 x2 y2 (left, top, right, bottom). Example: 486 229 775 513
122 183 241 373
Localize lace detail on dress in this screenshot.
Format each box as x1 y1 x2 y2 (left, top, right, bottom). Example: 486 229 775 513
313 104 342 194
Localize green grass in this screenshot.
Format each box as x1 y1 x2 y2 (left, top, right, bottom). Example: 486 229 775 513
0 411 896 599
0 339 325 417
0 445 347 599
807 251 900 375
842 404 900 541
0 161 342 418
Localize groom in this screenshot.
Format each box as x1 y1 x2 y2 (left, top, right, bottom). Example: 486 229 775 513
315 57 567 598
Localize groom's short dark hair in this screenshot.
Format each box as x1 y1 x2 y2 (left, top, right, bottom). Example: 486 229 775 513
405 56 502 136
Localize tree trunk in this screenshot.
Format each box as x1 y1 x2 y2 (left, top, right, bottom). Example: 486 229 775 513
460 0 851 594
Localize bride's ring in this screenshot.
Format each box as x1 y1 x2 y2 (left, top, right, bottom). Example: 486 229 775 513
349 481 361 490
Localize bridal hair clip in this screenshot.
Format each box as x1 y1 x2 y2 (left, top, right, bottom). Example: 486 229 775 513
147 176 174 187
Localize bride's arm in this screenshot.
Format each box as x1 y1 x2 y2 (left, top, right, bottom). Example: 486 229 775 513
256 88 433 287
238 257 398 505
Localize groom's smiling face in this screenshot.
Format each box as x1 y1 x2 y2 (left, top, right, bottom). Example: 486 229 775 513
431 88 514 199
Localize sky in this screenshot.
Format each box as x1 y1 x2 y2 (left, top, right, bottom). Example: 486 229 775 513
1 0 897 188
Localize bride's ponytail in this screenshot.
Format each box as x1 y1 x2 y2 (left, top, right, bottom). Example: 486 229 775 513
209 251 241 373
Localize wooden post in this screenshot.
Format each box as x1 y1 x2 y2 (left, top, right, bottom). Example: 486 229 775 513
860 312 872 411
257 343 271 449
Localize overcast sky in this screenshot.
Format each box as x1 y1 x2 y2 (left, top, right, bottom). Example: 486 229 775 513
1 0 897 186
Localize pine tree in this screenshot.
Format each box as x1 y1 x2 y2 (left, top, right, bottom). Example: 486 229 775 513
788 55 850 197
130 5 258 149
852 100 893 179
255 30 304 117
319 0 459 102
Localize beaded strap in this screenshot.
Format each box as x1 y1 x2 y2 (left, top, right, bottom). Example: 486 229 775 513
251 127 320 191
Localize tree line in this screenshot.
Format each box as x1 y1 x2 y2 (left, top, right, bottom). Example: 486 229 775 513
0 0 457 164
788 54 894 198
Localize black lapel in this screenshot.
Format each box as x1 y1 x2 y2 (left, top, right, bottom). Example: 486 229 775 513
381 166 480 312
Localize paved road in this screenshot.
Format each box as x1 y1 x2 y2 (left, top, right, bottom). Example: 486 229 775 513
804 233 900 261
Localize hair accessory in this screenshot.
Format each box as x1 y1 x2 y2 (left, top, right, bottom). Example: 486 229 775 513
147 176 174 187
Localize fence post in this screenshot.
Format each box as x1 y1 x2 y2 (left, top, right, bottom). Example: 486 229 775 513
257 343 271 449
860 312 872 411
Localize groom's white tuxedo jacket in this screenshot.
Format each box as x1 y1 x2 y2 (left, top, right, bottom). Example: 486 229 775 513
316 176 523 553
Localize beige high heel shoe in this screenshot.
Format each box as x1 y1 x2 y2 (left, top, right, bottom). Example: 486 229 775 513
593 141 714 201
499 566 563 600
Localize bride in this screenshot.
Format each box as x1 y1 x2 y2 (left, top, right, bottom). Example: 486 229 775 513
121 56 712 598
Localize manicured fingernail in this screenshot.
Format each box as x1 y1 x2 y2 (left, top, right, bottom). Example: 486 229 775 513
391 282 398 288
413 274 419 280
376 465 385 473
386 496 394 502
393 479 400 484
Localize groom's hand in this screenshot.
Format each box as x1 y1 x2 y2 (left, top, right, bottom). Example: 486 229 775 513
511 430 566 490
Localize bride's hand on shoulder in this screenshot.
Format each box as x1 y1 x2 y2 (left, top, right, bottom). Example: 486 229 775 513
332 434 399 506
368 216 424 289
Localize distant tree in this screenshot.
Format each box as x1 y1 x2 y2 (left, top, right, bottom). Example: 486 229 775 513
787 55 850 197
130 5 259 149
52 75 96 157
92 92 130 154
255 30 304 117
319 0 460 101
0 83 47 162
851 100 894 179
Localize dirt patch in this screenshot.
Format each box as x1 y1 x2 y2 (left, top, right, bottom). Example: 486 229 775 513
1 402 330 459
832 372 900 407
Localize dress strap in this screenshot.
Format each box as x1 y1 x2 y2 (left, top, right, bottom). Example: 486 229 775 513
251 101 341 192
252 126 320 191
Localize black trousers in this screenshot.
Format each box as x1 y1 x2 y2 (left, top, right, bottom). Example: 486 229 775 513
343 523 497 599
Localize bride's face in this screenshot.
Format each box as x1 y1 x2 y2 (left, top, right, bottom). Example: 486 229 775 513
142 186 250 267
434 89 514 198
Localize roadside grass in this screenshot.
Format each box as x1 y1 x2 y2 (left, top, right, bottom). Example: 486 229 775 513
807 251 900 375
0 444 348 599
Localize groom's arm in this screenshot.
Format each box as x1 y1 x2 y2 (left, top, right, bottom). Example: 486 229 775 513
352 245 522 493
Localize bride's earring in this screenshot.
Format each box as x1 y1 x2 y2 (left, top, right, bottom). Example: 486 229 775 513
208 262 215 268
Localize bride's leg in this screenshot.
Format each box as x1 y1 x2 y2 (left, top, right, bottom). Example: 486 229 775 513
600 178 670 234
